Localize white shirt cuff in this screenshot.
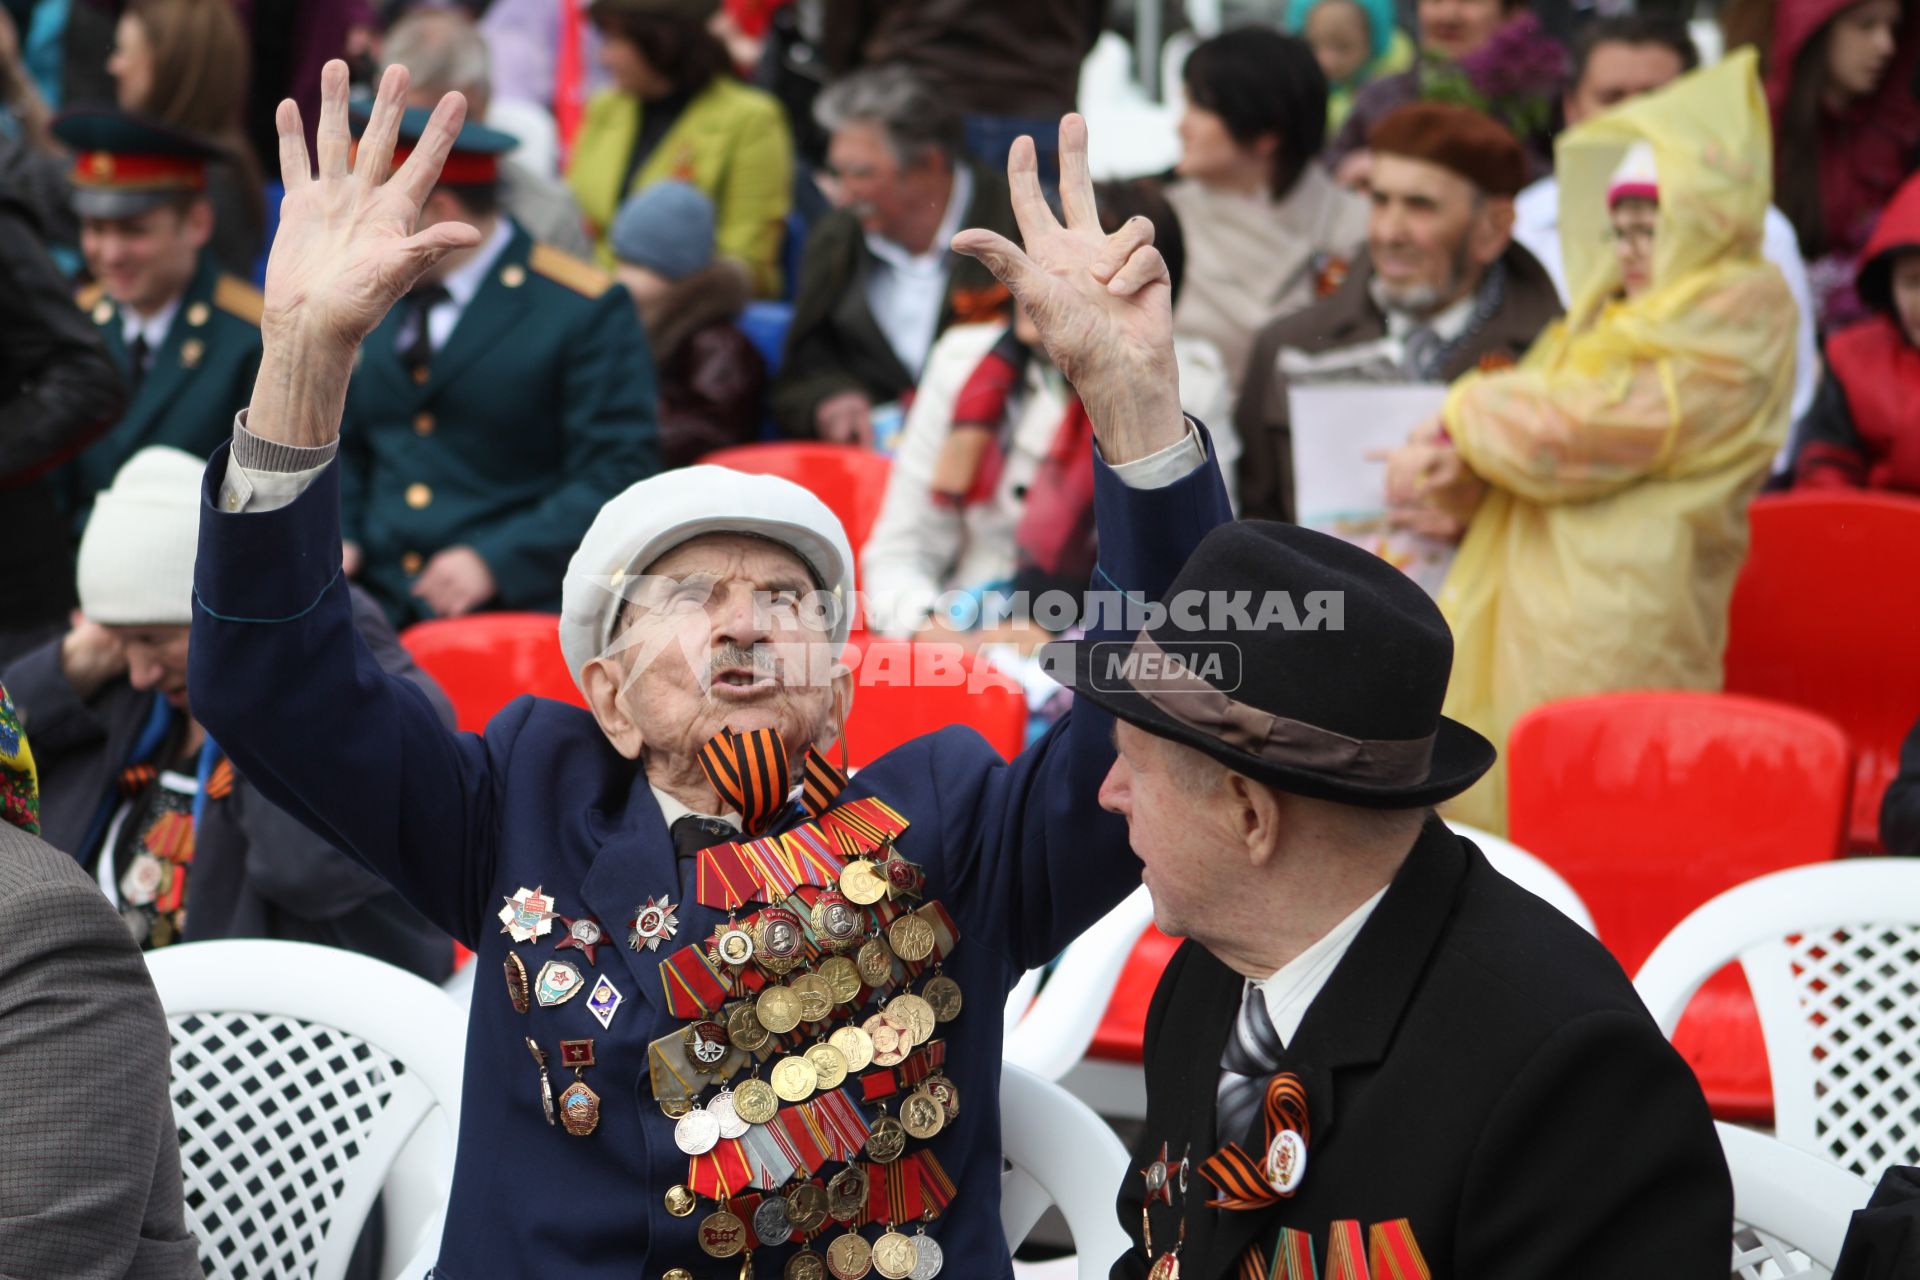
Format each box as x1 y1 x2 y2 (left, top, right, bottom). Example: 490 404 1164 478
1103 418 1208 489
216 411 338 514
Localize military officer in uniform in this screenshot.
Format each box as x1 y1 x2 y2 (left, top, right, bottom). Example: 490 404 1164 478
56 110 264 527
337 107 661 626
192 62 1226 1278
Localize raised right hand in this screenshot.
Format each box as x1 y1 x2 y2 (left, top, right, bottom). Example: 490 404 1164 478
260 59 479 358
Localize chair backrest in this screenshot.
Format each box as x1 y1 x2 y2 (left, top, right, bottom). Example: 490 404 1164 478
1720 1122 1872 1278
1000 1063 1134 1280
1508 691 1853 977
400 613 584 734
146 941 466 1280
1006 887 1155 1080
737 300 794 379
1637 860 1920 1180
839 634 1028 767
1725 491 1920 849
1445 822 1597 936
699 442 893 558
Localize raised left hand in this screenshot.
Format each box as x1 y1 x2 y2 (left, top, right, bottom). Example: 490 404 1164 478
411 547 497 617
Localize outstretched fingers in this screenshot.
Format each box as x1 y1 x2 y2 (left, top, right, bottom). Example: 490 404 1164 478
400 220 484 276
275 99 311 191
314 60 352 179
951 228 1045 305
393 90 469 210
354 64 411 190
1003 135 1060 251
1056 115 1100 231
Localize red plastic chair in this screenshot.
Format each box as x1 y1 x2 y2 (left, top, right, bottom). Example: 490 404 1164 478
1088 927 1181 1063
699 443 893 559
1724 491 1920 851
401 613 584 734
1507 691 1854 1123
837 632 1028 768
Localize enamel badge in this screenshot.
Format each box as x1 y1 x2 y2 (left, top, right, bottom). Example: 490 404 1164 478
628 895 680 951
498 886 556 943
587 973 624 1029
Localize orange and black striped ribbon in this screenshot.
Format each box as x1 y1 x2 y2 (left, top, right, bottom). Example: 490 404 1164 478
205 758 236 800
118 763 159 798
1200 1072 1310 1210
800 746 850 818
1366 1220 1431 1280
697 727 791 836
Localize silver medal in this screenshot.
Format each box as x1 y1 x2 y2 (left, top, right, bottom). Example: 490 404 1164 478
909 1233 943 1279
674 1103 721 1155
710 1087 750 1140
752 1193 794 1246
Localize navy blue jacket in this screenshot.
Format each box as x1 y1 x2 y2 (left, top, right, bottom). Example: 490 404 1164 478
190 434 1230 1278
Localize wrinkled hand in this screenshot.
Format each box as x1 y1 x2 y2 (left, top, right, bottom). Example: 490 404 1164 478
951 115 1180 462
816 391 874 448
260 60 479 359
411 546 497 618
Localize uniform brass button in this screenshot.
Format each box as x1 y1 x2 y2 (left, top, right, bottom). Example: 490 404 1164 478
401 551 423 575
405 483 432 509
501 263 526 288
91 300 113 325
663 1271 693 1280
413 412 435 436
412 365 431 385
186 301 210 327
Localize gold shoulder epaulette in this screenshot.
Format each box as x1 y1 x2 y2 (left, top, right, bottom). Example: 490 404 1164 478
213 275 265 326
75 281 106 312
529 243 613 298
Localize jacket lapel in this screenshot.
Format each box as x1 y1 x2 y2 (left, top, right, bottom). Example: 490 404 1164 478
115 255 219 446
1174 946 1255 1274
428 224 534 391
1199 819 1470 1278
578 770 685 1019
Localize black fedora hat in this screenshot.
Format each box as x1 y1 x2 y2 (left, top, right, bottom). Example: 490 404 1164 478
1038 521 1494 808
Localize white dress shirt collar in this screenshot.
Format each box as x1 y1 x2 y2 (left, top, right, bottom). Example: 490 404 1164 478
1254 886 1388 1049
440 215 518 310
651 785 740 833
122 293 183 354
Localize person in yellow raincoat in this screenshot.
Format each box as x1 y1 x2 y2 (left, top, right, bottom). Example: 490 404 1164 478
1385 49 1796 833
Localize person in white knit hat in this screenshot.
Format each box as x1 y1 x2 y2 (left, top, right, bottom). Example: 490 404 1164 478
3 446 457 978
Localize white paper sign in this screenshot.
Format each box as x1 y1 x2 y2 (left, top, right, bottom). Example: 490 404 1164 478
1289 383 1456 598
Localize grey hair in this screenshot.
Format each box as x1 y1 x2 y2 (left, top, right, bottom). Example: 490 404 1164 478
812 65 963 168
383 8 491 97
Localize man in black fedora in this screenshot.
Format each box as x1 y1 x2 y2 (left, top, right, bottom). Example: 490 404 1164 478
1043 523 1732 1279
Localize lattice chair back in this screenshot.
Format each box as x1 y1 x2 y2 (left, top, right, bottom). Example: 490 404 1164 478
1000 1063 1133 1280
1637 861 1920 1181
1720 1122 1871 1278
1445 823 1598 936
145 940 467 1280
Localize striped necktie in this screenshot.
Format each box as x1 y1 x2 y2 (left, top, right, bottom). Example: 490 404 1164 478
1216 981 1285 1148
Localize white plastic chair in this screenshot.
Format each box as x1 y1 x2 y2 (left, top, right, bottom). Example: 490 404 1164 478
1447 822 1599 936
1636 860 1920 1180
146 940 466 1280
1005 887 1155 1081
1721 1122 1872 1278
1002 1063 1133 1280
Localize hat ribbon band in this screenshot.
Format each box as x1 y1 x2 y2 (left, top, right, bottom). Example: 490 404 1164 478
1124 633 1435 786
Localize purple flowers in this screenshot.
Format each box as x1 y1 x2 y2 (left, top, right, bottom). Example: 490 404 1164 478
1422 14 1570 141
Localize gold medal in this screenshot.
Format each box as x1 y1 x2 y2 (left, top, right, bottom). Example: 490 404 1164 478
661 1096 693 1119
716 922 756 967
728 1000 772 1053
921 974 963 1023
772 1054 820 1102
866 1115 907 1163
819 955 864 1005
900 1089 945 1141
830 1025 876 1072
887 914 935 963
885 994 935 1047
857 936 896 987
826 1163 869 1220
699 1209 748 1258
665 1184 698 1217
839 859 887 906
786 1182 830 1233
791 973 835 1023
734 1077 779 1125
805 1042 850 1090
757 984 803 1035
872 1230 919 1279
863 1015 905 1067
827 1230 873 1279
786 1250 827 1280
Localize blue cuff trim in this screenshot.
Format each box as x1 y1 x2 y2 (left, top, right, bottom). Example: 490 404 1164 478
193 569 343 625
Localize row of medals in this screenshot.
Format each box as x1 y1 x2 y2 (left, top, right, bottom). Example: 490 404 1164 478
666 851 961 1280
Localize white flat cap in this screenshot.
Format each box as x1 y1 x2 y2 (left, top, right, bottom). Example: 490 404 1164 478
558 465 856 695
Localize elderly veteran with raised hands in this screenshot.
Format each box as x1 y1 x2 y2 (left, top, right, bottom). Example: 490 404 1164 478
190 60 1229 1280
1085 523 1730 1279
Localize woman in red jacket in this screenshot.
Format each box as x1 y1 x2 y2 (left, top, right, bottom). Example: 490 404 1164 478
1793 171 1920 494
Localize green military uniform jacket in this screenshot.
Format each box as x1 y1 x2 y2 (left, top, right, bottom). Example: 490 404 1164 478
340 220 661 626
71 250 262 523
